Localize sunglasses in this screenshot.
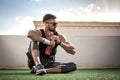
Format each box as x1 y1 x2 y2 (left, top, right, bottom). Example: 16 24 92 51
46 22 58 26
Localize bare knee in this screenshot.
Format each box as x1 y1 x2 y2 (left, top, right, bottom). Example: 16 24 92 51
27 29 41 38
27 30 34 38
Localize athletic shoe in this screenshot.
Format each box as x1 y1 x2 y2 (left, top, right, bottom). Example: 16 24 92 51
30 66 36 73
36 64 46 75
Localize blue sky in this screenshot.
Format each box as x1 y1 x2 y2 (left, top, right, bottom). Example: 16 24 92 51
0 0 120 35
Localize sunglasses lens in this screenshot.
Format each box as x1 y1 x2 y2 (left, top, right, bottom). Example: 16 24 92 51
53 23 58 26
46 22 58 27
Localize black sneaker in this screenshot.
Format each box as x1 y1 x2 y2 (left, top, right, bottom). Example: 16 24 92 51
30 66 36 74
36 64 46 75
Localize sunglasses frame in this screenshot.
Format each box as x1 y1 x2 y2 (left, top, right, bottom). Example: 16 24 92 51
45 22 58 26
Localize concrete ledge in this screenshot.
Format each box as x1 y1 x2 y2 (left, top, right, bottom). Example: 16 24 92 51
33 21 120 27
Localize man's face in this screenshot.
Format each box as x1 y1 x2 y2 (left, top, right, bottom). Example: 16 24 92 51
44 19 58 32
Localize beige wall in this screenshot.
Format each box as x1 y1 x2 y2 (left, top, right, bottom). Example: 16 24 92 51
0 27 120 69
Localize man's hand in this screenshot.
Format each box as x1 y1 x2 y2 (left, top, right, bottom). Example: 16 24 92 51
49 39 56 48
50 35 61 44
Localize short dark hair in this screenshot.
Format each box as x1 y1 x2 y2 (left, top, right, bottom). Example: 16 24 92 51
43 14 56 22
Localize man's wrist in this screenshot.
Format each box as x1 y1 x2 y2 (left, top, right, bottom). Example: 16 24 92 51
43 38 50 45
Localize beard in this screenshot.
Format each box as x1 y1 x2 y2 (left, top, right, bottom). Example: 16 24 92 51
48 27 55 32
48 27 58 35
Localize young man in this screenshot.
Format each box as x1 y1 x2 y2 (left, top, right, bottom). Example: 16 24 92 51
27 14 76 75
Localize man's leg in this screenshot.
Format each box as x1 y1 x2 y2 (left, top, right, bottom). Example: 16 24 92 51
31 41 40 65
30 41 76 75
45 62 76 73
32 49 40 65
46 65 61 73
30 41 62 75
30 41 46 75
60 62 77 73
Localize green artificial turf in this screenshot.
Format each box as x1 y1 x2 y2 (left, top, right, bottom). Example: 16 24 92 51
0 69 120 80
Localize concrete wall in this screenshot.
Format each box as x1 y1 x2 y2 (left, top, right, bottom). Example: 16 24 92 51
0 27 120 69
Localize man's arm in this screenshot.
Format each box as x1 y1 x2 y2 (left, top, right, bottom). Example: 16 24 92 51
59 35 76 55
27 29 52 45
27 29 44 42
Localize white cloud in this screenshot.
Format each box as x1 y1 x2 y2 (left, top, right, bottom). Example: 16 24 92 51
14 16 35 35
48 4 101 21
16 16 34 25
46 3 120 22
81 4 101 15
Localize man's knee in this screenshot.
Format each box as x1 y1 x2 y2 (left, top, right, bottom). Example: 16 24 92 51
61 62 77 73
31 41 39 50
